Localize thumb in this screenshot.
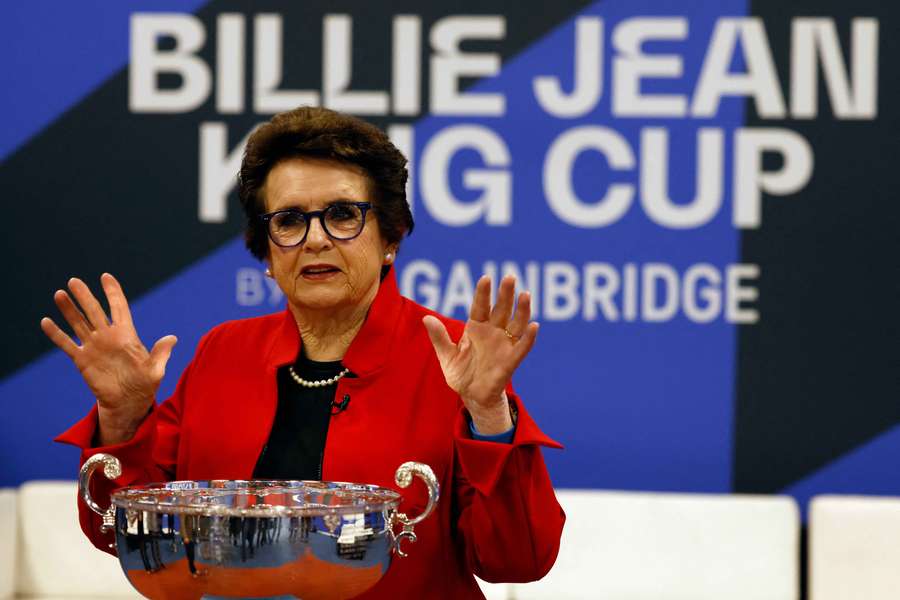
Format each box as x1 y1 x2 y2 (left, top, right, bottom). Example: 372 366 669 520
422 315 455 366
149 335 178 379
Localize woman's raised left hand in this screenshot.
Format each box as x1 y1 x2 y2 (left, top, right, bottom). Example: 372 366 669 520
423 275 539 435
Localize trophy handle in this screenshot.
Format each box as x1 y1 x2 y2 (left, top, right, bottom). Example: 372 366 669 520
78 453 122 534
391 461 440 557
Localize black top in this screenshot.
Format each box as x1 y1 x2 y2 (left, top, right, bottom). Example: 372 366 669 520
252 352 347 480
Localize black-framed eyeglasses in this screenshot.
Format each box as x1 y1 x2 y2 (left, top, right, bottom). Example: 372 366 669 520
259 202 372 248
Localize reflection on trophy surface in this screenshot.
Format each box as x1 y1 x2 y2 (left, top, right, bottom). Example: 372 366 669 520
80 455 439 600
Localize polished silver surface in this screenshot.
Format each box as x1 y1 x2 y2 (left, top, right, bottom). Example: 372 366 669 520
79 453 122 534
78 453 440 599
391 462 439 558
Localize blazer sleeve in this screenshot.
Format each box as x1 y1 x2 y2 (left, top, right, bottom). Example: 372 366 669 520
53 331 212 554
451 387 565 583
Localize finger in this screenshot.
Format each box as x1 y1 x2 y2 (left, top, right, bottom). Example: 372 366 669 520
489 275 516 327
53 289 93 341
101 273 134 328
511 322 540 365
40 317 80 358
149 335 178 380
67 277 109 329
469 276 491 322
506 291 532 338
422 315 456 366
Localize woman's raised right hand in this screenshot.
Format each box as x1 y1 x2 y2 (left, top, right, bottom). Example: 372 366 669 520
40 273 177 446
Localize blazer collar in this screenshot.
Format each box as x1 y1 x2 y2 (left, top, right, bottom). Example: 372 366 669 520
265 267 404 377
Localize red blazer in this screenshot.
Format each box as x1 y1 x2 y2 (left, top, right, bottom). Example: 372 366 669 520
57 269 565 599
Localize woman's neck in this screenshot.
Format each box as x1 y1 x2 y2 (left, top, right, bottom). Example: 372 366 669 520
289 301 372 361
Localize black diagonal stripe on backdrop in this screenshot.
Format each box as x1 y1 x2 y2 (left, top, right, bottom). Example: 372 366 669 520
735 0 900 493
1 0 594 378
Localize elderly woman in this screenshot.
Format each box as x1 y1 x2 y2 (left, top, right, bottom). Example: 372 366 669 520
45 107 563 598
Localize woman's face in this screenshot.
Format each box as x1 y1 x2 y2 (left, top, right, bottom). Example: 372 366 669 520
263 156 394 316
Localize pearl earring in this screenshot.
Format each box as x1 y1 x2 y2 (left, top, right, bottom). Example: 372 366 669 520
384 252 393 263
265 268 273 277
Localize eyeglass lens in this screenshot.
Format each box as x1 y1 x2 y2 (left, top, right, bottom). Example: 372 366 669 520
269 204 365 246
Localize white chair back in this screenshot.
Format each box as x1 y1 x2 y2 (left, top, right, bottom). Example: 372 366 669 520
809 495 900 600
16 481 140 598
0 489 17 600
477 575 513 600
513 489 800 600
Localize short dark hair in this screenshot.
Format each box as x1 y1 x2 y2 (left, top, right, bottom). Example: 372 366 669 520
238 106 413 260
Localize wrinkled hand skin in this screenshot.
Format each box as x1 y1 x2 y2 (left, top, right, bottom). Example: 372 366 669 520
40 273 177 446
423 275 539 435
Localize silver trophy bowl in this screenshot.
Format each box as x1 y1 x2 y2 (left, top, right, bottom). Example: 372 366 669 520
79 453 439 600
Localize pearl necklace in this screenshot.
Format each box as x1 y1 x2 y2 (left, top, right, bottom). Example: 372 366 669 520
288 365 350 388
